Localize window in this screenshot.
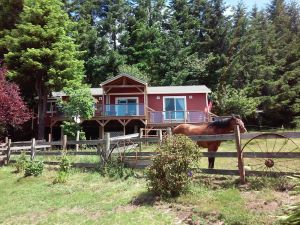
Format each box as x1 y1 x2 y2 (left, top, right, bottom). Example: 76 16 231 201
115 97 138 116
46 101 57 113
163 96 186 120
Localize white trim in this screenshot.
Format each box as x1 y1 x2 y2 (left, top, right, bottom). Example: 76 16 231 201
109 93 144 96
163 96 187 120
148 86 211 94
46 101 57 113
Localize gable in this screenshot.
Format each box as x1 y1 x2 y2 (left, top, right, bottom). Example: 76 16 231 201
100 74 147 87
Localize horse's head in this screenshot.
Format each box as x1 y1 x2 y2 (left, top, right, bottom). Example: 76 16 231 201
230 115 247 133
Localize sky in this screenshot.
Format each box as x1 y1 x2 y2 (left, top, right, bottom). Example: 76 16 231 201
225 0 295 10
224 0 270 9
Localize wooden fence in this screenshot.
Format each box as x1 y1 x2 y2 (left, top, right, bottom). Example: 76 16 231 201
1 127 300 183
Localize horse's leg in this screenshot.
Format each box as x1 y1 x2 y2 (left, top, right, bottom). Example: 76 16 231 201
208 143 220 169
208 157 214 169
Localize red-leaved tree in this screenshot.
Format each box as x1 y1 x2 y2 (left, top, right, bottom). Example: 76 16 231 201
0 66 31 133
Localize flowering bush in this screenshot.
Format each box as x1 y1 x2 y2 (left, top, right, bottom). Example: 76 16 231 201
146 135 201 197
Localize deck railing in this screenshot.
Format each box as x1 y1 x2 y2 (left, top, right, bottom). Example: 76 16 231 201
148 111 208 124
103 104 145 116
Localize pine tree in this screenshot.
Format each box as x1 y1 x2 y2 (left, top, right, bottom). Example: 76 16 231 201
198 0 229 90
120 0 165 83
0 0 23 58
3 0 85 139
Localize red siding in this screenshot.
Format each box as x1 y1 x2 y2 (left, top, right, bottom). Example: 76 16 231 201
147 93 207 111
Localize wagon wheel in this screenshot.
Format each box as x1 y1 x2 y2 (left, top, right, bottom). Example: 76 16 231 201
113 139 139 165
242 133 300 176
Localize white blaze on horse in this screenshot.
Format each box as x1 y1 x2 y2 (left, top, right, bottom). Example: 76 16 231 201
173 115 247 169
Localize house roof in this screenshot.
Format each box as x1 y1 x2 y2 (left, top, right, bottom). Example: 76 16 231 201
52 88 103 97
100 74 148 86
147 86 211 94
52 85 211 97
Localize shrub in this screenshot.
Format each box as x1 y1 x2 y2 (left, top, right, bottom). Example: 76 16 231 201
53 171 69 184
24 161 44 177
100 158 134 180
53 155 71 184
146 135 201 197
59 155 71 173
15 152 29 173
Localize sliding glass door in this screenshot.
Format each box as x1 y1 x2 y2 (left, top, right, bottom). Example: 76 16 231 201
163 97 186 120
116 98 138 116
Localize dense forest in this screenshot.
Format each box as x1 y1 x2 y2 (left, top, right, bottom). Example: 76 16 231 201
0 0 299 131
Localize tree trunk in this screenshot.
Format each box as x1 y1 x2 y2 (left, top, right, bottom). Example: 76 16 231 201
36 76 47 140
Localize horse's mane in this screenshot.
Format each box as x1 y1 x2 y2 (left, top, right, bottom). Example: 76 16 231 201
208 118 232 129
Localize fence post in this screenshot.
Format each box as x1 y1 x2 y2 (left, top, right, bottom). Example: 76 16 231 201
6 139 11 164
167 127 172 137
139 128 143 152
158 129 163 144
48 133 52 151
76 130 80 152
62 135 67 151
5 137 8 145
234 125 246 184
104 133 110 162
31 138 36 160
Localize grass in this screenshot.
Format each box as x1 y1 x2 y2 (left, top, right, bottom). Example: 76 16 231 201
0 166 173 225
0 164 299 225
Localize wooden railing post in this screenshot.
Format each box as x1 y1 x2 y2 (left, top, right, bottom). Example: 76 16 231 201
6 139 11 164
62 135 67 151
234 125 246 184
104 133 110 162
31 138 36 160
5 137 8 145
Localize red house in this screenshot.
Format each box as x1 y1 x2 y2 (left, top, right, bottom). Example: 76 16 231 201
46 74 212 139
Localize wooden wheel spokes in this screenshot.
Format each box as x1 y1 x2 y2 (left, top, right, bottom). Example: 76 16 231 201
242 133 300 176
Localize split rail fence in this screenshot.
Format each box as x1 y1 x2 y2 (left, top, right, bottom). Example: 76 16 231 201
1 126 300 183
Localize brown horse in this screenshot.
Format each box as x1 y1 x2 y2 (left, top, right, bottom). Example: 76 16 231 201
173 115 247 169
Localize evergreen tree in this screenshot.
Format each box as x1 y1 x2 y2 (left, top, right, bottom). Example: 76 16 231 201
198 0 229 90
3 0 85 139
120 0 165 83
0 0 23 58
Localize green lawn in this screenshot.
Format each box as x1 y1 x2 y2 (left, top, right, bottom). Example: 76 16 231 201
0 166 298 225
2 132 299 224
